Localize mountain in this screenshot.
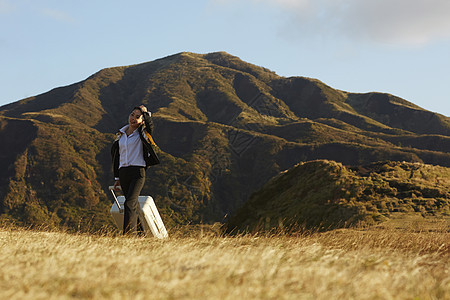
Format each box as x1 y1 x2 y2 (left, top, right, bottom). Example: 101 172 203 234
225 160 450 233
1 51 449 231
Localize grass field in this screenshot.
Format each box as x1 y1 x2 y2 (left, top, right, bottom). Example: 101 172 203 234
0 217 448 299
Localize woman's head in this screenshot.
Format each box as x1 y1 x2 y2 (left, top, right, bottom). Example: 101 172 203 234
128 108 144 129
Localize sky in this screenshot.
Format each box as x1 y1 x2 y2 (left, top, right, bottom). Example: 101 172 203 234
1 0 450 117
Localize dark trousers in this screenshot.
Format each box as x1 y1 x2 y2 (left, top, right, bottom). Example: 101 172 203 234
119 166 146 234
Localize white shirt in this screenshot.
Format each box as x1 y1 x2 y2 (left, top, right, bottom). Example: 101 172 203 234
118 125 146 170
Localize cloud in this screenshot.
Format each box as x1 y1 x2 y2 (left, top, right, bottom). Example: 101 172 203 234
216 0 450 46
212 0 309 10
0 0 14 14
318 0 450 45
253 0 309 10
40 8 75 23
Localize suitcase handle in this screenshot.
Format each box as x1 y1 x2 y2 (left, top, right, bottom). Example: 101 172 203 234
109 186 123 213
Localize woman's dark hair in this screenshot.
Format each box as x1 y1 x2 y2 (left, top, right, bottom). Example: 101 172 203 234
133 106 144 114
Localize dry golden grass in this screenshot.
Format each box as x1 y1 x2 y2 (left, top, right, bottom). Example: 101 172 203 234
0 221 448 300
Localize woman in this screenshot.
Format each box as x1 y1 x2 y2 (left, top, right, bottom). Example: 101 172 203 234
111 105 160 234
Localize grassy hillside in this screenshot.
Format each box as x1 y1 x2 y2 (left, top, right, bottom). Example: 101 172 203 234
225 160 450 233
0 223 448 299
1 51 450 231
0 116 113 231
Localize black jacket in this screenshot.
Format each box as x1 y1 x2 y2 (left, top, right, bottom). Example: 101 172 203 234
111 112 160 178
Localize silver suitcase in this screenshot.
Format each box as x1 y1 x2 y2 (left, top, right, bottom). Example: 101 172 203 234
109 186 168 239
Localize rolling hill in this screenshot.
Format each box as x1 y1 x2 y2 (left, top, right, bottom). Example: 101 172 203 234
225 160 450 233
1 51 449 231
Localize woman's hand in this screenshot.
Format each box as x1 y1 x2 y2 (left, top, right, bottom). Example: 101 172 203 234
113 180 121 191
139 105 151 117
139 105 147 113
